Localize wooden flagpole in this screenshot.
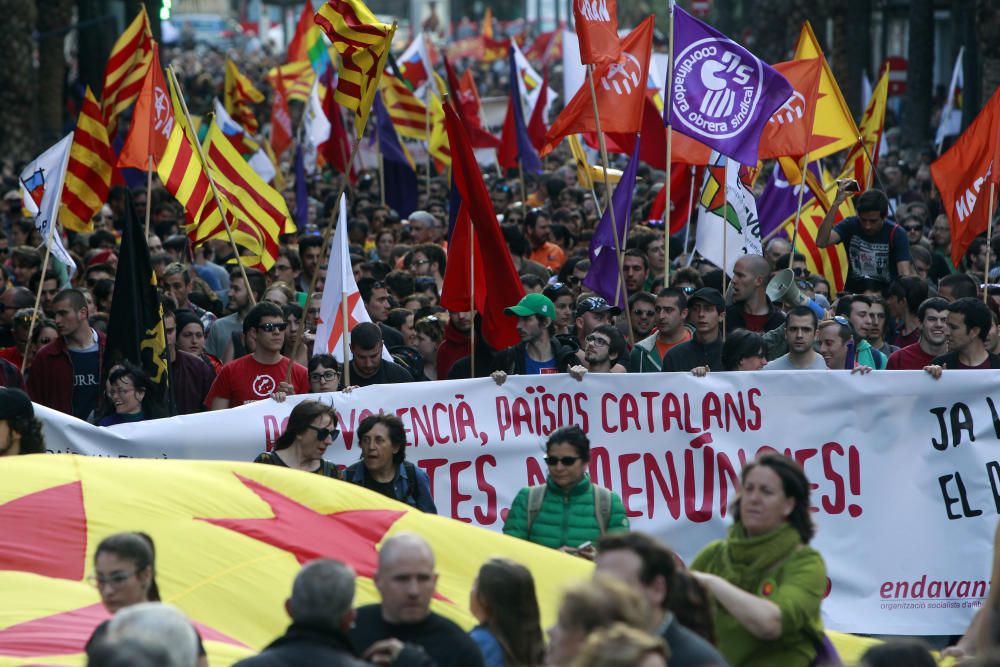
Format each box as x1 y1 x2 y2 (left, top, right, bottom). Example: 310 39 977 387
144 154 154 238
341 290 352 386
168 67 256 309
985 182 996 305
585 64 634 345
662 0 675 287
376 128 385 206
787 153 811 270
470 224 476 377
682 163 696 266
20 222 56 374
721 158 729 299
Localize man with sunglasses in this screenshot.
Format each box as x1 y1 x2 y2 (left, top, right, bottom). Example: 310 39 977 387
206 302 308 409
0 287 34 348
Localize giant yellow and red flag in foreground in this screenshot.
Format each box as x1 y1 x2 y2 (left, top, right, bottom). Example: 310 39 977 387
0 455 593 666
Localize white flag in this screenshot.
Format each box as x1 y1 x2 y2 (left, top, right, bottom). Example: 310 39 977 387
313 195 391 362
935 47 964 148
303 81 331 176
398 33 436 101
19 133 77 277
694 152 763 276
561 30 585 107
512 41 557 118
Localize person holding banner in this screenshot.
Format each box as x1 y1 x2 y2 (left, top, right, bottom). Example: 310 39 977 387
344 414 437 513
253 400 343 479
502 425 628 557
690 454 828 667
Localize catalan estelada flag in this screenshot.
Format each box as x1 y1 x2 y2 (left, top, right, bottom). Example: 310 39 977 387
794 22 860 160
314 0 395 135
0 455 592 665
202 121 295 270
60 87 114 233
100 7 154 134
224 59 265 134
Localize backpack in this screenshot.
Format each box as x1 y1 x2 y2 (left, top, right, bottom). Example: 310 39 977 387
525 483 612 538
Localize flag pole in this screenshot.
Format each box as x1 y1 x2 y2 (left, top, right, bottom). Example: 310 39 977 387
721 157 729 300
20 221 56 374
341 290 351 386
787 153 810 270
585 63 634 345
168 67 256 309
284 24 396 382
144 154 154 237
376 127 385 206
662 0 675 287
682 163 696 267
985 182 996 305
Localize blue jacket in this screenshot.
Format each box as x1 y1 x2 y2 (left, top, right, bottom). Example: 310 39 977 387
345 460 438 514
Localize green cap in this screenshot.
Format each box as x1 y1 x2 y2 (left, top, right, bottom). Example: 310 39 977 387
504 293 556 319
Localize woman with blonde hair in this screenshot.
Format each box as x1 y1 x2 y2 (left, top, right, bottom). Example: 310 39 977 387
570 623 668 667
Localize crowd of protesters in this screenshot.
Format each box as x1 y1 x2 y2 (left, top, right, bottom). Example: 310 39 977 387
2 26 999 667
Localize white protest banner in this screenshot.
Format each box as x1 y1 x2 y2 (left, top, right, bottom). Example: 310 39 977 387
37 370 1000 635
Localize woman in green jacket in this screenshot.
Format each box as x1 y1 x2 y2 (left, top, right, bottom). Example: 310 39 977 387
690 453 828 667
502 426 629 557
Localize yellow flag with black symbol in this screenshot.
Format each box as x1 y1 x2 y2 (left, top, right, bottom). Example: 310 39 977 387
102 189 169 418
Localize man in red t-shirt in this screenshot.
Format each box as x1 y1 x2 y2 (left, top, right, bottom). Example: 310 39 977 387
206 302 309 409
886 297 949 370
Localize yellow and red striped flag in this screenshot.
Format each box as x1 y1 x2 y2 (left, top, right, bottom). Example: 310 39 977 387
60 87 114 233
314 0 395 135
202 121 295 270
266 61 316 103
224 59 265 134
100 8 154 134
379 72 427 140
427 87 451 171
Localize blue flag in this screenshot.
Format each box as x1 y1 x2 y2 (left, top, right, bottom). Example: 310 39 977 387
583 135 641 309
508 48 542 174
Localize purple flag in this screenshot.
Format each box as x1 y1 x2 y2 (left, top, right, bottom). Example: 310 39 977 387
509 48 543 174
374 91 418 217
583 135 641 309
756 161 822 239
666 6 793 166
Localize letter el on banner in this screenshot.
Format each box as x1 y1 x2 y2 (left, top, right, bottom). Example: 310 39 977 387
573 0 620 65
36 371 1000 636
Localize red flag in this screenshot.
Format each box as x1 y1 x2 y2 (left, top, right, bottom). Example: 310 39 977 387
442 101 525 350
757 58 823 160
527 65 550 152
497 95 518 171
647 164 706 233
444 56 500 149
117 45 172 170
270 76 293 158
319 70 354 181
525 30 557 62
542 16 654 155
573 0 620 65
597 97 711 168
286 0 315 63
931 87 1000 266
440 205 487 314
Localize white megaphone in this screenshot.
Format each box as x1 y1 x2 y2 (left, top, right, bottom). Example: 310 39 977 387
766 269 826 319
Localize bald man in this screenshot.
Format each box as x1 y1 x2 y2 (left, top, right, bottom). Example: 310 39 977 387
348 533 484 667
726 255 786 334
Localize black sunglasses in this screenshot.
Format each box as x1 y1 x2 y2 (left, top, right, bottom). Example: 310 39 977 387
545 455 582 466
306 424 340 441
256 322 288 332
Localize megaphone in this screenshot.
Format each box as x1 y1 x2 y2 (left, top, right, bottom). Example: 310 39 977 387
766 269 826 319
767 269 807 307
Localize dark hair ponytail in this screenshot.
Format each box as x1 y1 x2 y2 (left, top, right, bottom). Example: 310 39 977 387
95 531 160 601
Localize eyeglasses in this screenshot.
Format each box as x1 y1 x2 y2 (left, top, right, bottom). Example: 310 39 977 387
309 370 340 383
256 322 288 332
87 570 137 588
585 335 611 347
681 286 696 295
904 225 922 232
632 309 655 317
545 455 582 466
411 259 431 266
306 424 340 441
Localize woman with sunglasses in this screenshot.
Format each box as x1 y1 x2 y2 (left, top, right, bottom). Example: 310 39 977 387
85 532 209 667
503 426 628 558
253 400 343 478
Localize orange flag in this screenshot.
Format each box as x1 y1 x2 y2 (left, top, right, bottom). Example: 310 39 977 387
573 0 620 65
757 58 822 160
542 16 654 155
931 86 1000 266
117 45 173 170
270 76 293 158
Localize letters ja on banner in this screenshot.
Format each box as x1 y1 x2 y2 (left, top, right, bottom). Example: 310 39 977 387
39 371 1000 636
